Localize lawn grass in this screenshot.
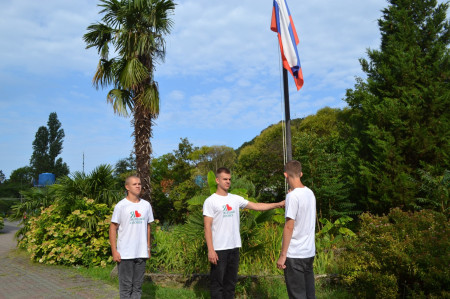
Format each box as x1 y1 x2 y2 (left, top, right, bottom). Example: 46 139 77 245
74 265 352 298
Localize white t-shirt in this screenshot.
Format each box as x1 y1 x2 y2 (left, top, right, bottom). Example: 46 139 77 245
111 198 154 259
285 187 316 258
203 193 249 251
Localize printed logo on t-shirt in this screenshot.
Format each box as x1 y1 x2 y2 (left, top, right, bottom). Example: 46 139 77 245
129 210 144 224
222 204 235 217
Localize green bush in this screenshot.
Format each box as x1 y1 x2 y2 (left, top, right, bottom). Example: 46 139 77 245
18 198 113 267
149 217 209 275
0 216 4 231
149 209 287 276
0 198 19 216
337 208 449 298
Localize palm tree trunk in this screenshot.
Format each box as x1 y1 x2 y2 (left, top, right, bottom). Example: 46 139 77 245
133 102 153 204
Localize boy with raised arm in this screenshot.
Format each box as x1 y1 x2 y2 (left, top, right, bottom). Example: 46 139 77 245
203 167 284 299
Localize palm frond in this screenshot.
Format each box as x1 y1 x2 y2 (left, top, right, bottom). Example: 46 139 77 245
107 88 133 116
187 195 207 206
93 58 117 89
118 57 149 89
83 23 114 57
137 83 160 115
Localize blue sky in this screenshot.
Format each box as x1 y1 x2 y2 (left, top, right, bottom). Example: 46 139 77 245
0 0 389 178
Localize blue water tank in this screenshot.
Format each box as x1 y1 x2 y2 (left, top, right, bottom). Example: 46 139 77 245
194 175 205 187
38 173 55 186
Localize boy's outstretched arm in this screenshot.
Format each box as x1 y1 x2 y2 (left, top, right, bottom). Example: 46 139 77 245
245 200 285 211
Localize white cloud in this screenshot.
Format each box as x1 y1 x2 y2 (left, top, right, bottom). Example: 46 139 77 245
1 0 404 178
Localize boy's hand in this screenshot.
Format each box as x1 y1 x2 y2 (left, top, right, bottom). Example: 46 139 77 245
208 250 219 265
112 250 121 263
277 255 287 269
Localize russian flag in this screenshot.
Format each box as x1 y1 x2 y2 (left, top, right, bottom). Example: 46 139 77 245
271 0 303 90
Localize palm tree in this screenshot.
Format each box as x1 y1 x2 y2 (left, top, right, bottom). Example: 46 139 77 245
83 0 175 203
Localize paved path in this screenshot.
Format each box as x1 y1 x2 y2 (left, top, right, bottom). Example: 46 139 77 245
0 220 119 299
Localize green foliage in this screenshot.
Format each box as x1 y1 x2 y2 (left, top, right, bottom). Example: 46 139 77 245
294 108 359 222
18 198 113 267
30 126 50 178
168 180 201 223
0 199 18 216
0 216 4 231
30 112 69 179
411 168 449 213
314 216 356 275
13 164 122 267
189 145 237 176
207 170 217 195
12 187 56 221
53 164 122 211
114 153 136 184
343 0 450 214
236 121 301 202
0 166 34 199
317 216 356 240
337 208 449 298
229 176 255 198
9 166 34 185
150 138 199 223
149 211 209 275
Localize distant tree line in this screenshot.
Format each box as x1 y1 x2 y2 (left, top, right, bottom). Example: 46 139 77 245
0 112 69 198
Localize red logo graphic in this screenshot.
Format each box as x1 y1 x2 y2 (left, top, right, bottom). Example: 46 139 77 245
135 210 142 217
226 204 232 211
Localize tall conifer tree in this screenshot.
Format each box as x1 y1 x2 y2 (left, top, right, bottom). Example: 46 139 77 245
30 112 69 180
343 0 449 213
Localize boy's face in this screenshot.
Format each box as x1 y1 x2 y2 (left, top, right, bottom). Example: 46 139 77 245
216 172 231 192
125 177 142 197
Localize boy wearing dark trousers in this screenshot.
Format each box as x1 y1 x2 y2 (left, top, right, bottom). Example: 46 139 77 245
110 176 154 299
204 167 284 299
277 160 316 299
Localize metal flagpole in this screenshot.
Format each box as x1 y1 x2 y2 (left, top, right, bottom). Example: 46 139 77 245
282 68 292 162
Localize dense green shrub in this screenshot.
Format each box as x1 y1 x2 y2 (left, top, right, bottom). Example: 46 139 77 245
149 213 209 275
337 208 449 298
149 211 346 276
18 198 113 267
0 198 19 216
0 216 4 231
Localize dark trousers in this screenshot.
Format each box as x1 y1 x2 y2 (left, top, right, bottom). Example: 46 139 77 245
118 258 147 299
210 248 240 299
284 256 316 299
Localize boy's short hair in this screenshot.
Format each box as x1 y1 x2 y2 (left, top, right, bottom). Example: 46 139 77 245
125 175 140 186
284 160 302 177
216 167 231 177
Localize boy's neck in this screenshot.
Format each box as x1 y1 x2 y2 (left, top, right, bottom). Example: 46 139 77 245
288 178 304 189
215 189 228 196
126 194 140 203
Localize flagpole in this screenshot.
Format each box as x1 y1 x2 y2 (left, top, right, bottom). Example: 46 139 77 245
282 67 292 162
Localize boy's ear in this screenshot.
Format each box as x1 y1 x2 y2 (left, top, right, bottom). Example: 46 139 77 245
300 172 303 178
283 172 288 179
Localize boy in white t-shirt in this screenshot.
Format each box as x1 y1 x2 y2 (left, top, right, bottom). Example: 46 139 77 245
277 160 316 299
203 167 285 299
110 176 154 299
